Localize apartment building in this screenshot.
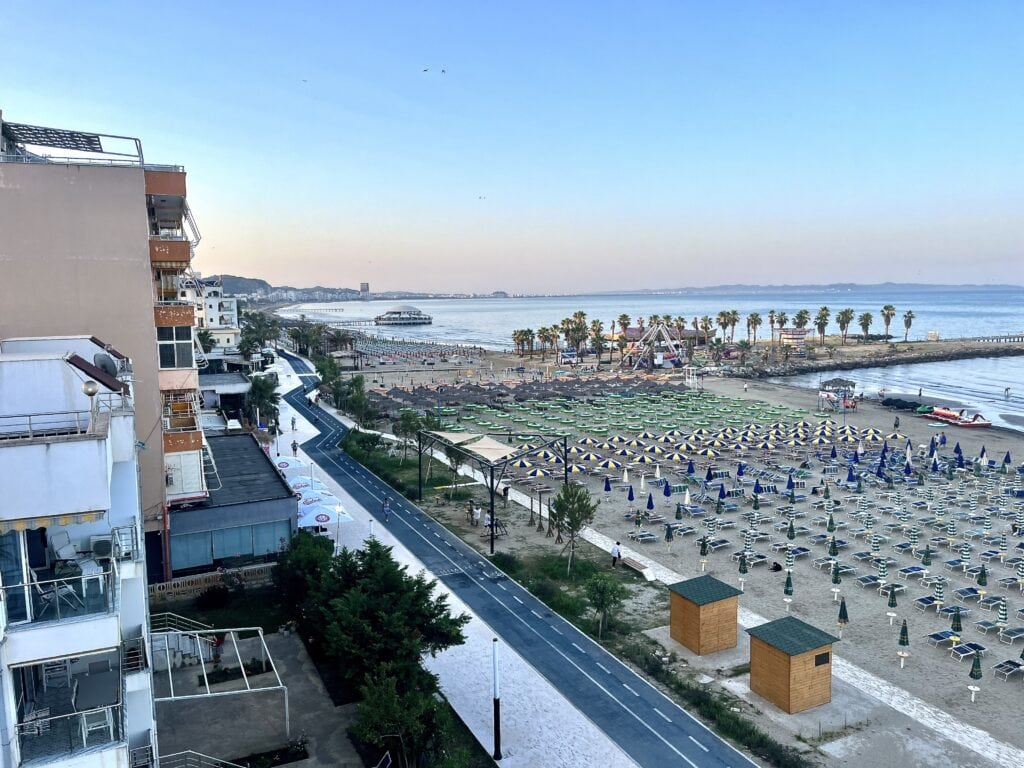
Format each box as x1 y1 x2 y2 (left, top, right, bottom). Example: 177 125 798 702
0 337 156 766
0 112 217 580
179 274 241 353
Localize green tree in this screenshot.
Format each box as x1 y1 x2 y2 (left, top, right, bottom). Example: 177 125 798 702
585 573 628 639
443 443 466 499
793 309 810 330
393 410 423 463
903 309 915 341
746 312 762 346
726 309 740 342
247 373 280 427
776 311 788 339
814 306 831 346
589 319 607 363
767 310 777 350
274 530 335 611
196 328 216 353
549 482 599 575
351 670 438 765
880 304 897 340
836 308 855 345
699 315 714 346
858 312 874 341
716 311 731 346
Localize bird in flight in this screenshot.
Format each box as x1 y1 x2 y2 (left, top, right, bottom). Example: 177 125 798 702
423 68 429 72
442 68 447 75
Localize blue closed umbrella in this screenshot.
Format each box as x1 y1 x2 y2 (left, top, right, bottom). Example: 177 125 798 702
830 445 838 460
954 442 962 455
737 462 745 477
647 492 655 511
956 453 965 469
787 474 795 490
627 485 635 502
663 482 672 498
852 451 859 464
876 464 886 479
847 466 856 483
1004 451 1012 465
931 457 940 472
687 459 695 475
705 467 714 482
904 462 914 476
604 476 612 493
719 484 727 500
753 479 763 495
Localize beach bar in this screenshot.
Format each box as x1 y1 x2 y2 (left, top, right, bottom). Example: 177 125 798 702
668 575 743 655
746 616 839 714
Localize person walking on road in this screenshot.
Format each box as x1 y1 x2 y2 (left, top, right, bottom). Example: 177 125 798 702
611 541 622 568
382 497 392 523
291 440 299 457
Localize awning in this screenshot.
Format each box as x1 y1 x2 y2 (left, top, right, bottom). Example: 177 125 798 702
0 510 105 534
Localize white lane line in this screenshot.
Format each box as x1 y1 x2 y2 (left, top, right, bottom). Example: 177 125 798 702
497 584 507 591
531 610 543 619
689 736 708 753
654 708 672 723
623 684 639 697
596 662 610 674
551 627 563 635
571 642 586 653
512 595 524 604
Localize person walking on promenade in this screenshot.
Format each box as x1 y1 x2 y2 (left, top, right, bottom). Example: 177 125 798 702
382 497 392 522
291 440 299 457
473 506 482 527
611 541 622 568
893 415 900 430
291 416 297 432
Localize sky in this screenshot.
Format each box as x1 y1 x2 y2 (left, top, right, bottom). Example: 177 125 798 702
3 1 1023 293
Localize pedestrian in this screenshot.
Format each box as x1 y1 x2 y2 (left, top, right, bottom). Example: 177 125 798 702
893 415 900 430
291 416 297 432
291 440 298 457
939 431 947 447
611 541 621 568
918 387 922 397
484 511 492 529
502 485 510 509
1006 387 1012 398
743 382 748 392
473 506 481 527
382 497 392 522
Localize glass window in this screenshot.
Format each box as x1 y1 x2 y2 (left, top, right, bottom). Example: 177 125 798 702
253 520 291 556
0 530 28 623
170 532 212 570
158 326 194 369
814 651 830 667
212 526 253 560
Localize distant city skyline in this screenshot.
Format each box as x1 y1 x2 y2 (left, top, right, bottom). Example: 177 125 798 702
4 1 1022 292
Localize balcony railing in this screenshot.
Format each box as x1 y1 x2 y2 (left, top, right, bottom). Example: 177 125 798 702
17 702 123 763
2 561 118 628
0 395 132 442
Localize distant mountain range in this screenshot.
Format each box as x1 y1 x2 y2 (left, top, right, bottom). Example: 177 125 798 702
215 275 1022 300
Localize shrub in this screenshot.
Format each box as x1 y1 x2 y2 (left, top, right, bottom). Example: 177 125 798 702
195 584 230 610
489 551 522 576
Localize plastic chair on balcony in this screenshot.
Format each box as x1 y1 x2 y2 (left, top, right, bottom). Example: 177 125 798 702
31 570 82 618
80 707 114 745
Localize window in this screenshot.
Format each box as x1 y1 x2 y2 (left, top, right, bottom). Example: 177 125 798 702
157 326 194 369
814 651 830 667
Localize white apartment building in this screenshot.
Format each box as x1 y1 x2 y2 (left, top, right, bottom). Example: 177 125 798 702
179 275 241 352
0 337 156 767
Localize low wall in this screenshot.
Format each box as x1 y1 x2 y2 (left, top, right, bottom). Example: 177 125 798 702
148 563 277 605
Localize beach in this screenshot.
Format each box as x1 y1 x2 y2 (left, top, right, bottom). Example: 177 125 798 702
358 360 1024 768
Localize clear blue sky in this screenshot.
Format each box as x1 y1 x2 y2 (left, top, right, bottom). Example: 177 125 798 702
3 1 1022 293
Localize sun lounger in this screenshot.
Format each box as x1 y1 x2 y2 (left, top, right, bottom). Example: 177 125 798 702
706 538 731 552
808 534 829 546
926 629 957 646
878 582 906 597
997 626 1024 645
978 549 1000 562
939 605 970 617
978 595 1003 611
857 575 881 589
813 557 835 570
789 546 811 559
993 659 1024 681
914 595 939 612
898 565 926 580
950 642 986 661
668 525 697 537
943 559 964 571
627 530 658 544
973 619 1000 634
892 542 915 554
954 587 981 603
852 550 874 562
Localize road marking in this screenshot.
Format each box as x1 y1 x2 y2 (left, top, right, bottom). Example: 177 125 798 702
571 642 585 654
512 595 524 604
623 684 638 697
531 610 542 618
653 708 671 723
498 584 507 591
688 736 708 752
596 662 610 674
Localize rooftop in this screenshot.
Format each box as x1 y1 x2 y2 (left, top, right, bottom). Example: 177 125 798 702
186 434 293 509
746 616 839 656
668 575 743 606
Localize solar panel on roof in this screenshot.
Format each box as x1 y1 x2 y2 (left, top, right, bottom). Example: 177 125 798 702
2 122 105 152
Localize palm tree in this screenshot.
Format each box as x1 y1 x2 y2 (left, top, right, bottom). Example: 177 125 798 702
673 316 687 352
903 310 915 341
716 311 730 346
793 309 810 330
524 328 536 358
881 304 897 340
836 308 855 345
196 328 216 353
746 312 762 345
726 310 740 342
618 314 632 339
858 312 874 341
699 316 714 346
767 310 777 350
736 340 752 365
776 311 788 339
589 319 606 363
247 374 281 427
814 306 831 346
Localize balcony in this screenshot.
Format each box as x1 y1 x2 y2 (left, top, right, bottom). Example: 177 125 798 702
145 169 186 197
150 238 191 268
154 303 195 328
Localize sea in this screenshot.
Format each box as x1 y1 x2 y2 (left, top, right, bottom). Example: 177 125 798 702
279 285 1024 432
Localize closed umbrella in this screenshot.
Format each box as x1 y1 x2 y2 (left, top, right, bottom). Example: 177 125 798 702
627 485 635 503
826 513 836 533
665 524 674 543
684 487 691 506
787 520 796 541
934 579 945 604
921 545 932 567
604 476 612 494
828 536 839 558
753 479 762 495
785 547 795 570
977 564 988 588
706 467 714 482
887 585 898 609
831 560 842 585
687 459 695 475
700 536 709 557
830 445 838 460
837 598 849 637
847 466 857 483
899 619 909 647
738 552 748 575
877 559 888 580
663 482 672 500
623 467 630 484
951 606 963 633
997 597 1009 626
646 493 655 511
969 652 983 681
787 474 795 490
719 484 727 500
784 572 794 596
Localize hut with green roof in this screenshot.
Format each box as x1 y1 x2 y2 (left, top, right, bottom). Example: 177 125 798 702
746 616 839 713
668 575 743 655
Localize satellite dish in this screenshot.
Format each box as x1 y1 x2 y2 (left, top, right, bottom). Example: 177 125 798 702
93 353 118 379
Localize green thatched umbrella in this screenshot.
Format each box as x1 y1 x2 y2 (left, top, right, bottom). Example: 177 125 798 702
969 652 983 681
899 619 909 647
826 513 836 533
831 560 842 585
951 606 963 633
887 585 898 609
784 572 794 596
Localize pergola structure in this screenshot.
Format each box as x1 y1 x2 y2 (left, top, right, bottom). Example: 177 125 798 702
416 430 571 554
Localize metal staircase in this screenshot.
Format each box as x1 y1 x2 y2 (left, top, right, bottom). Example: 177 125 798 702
201 441 222 492
159 752 245 768
150 613 217 668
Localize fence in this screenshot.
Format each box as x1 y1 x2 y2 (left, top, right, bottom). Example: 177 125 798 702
148 563 276 605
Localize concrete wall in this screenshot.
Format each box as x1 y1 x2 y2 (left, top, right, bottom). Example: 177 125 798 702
0 162 165 528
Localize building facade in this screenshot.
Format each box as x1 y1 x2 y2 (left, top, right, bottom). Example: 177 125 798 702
0 112 217 580
0 337 157 766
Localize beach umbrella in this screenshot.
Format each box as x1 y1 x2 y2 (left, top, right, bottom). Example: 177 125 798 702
738 552 748 575
831 560 842 585
646 493 655 511
828 537 839 558
847 466 857 484
705 467 714 482
684 487 691 506
526 467 551 477
753 479 762 495
719 484 727 500
297 503 355 529
899 619 910 647
700 536 709 557
960 542 972 567
1017 560 1024 584
980 445 987 463
737 462 745 477
687 459 695 475
623 467 630 484
596 458 621 470
951 606 963 633
887 585 898 609
756 440 776 451
634 454 659 464
1003 450 1012 467
784 572 794 596
786 474 795 490
655 464 662 480
663 481 672 500
644 444 665 454
566 463 587 474
830 445 838 460
752 493 760 510
956 453 965 469
743 529 753 551
707 517 718 536
603 477 612 494
904 462 914 477
998 534 1007 560
510 458 534 469
837 598 849 635
877 559 888 580
665 524 674 542
946 518 957 539
578 452 604 462
577 436 599 445
997 598 1009 626
612 448 637 458
934 579 945 604
954 442 962 455
786 519 796 541
696 448 720 458
664 452 688 462
969 653 983 682
921 545 932 567
627 485 635 503
826 513 836 533
983 514 992 535
977 564 988 588
931 457 940 473
908 527 920 549
640 475 646 493
785 547 795 570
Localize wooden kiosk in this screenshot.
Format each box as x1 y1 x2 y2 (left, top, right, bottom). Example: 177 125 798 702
668 575 743 655
746 616 839 714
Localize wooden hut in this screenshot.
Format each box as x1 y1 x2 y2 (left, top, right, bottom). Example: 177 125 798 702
668 575 743 655
746 616 839 714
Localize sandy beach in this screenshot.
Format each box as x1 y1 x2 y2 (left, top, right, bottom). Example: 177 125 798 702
358 359 1024 768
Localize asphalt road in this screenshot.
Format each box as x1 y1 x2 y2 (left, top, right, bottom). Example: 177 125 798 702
280 351 757 768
